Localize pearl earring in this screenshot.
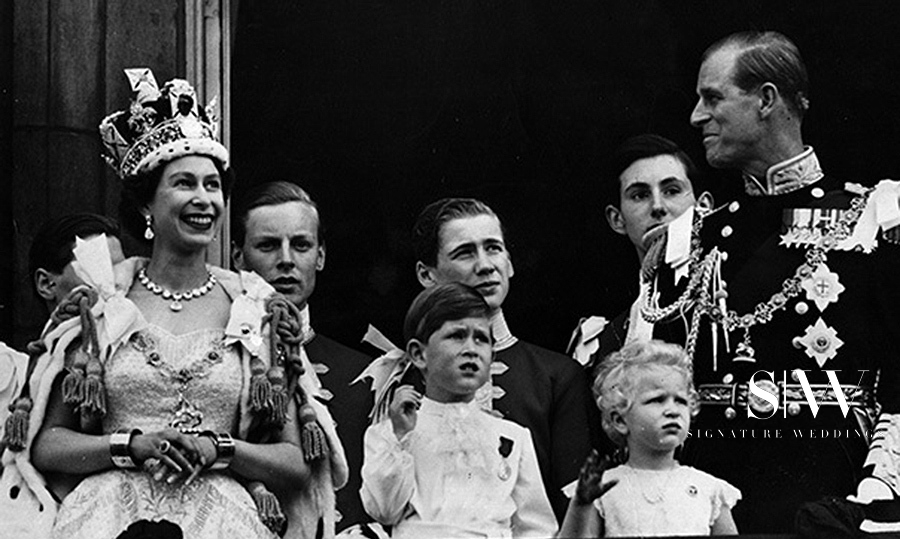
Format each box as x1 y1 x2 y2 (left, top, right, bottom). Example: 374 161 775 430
144 215 155 240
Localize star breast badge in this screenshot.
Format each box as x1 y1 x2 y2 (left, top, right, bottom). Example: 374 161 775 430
801 263 845 312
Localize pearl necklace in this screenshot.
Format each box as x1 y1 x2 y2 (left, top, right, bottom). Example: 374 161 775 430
138 267 217 312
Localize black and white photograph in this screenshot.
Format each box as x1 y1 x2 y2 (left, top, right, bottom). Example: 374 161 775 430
2 1 900 537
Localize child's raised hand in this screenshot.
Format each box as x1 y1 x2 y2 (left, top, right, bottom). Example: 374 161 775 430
574 450 618 506
389 384 422 440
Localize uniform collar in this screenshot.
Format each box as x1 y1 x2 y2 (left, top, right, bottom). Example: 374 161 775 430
298 304 316 344
491 310 518 352
743 146 824 197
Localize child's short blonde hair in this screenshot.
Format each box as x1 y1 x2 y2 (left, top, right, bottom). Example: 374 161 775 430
594 340 699 447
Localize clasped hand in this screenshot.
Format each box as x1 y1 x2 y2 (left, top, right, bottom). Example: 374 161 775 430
130 428 217 486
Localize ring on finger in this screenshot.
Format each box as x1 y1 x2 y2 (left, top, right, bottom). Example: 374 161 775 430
159 440 171 454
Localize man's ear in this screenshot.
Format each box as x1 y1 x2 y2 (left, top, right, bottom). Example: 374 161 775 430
316 243 326 272
696 191 715 213
231 242 246 271
416 261 438 288
758 82 779 118
605 205 627 236
34 269 58 302
611 409 629 438
407 338 428 371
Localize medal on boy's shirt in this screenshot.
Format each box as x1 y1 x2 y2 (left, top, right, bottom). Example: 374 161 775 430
497 436 513 481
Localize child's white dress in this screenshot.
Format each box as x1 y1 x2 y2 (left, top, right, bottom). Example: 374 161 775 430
360 398 557 538
597 464 741 537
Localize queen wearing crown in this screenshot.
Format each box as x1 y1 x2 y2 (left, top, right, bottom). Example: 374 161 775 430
2 69 347 539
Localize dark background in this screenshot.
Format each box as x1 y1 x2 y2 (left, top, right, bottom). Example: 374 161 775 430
230 0 900 351
232 0 900 349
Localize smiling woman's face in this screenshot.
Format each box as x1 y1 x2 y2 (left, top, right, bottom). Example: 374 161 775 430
144 155 224 253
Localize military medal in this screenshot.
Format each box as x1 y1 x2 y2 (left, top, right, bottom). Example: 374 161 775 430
497 436 513 481
796 317 844 367
801 263 844 312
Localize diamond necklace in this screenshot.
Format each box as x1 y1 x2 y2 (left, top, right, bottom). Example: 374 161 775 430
138 267 217 312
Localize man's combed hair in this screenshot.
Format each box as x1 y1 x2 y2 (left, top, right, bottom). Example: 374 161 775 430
706 31 810 118
412 198 501 268
605 134 701 208
403 282 492 344
593 339 699 447
231 180 323 247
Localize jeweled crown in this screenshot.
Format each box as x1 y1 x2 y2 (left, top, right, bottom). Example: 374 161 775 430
99 68 229 180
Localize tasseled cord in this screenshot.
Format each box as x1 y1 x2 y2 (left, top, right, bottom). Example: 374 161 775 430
246 295 330 530
1 340 47 452
263 296 328 462
3 286 95 454
248 480 286 534
60 291 107 425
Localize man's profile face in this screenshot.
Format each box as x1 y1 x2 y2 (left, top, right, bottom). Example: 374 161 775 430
690 46 765 171
606 154 697 253
233 201 325 310
418 214 514 314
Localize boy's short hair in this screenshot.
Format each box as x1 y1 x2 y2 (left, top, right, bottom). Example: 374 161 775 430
403 282 492 344
412 198 502 268
593 340 699 447
604 134 701 209
231 180 323 247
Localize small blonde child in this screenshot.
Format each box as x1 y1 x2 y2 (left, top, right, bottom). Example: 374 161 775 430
559 340 740 537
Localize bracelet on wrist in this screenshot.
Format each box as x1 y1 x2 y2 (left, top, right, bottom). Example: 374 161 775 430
199 431 235 470
109 428 142 469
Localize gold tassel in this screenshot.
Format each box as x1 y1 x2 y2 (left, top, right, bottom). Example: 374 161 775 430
2 397 32 452
249 481 286 534
267 366 289 428
61 350 88 405
81 355 106 417
298 394 326 462
249 355 272 412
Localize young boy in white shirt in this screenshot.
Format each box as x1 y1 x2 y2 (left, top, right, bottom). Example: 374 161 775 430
360 283 557 538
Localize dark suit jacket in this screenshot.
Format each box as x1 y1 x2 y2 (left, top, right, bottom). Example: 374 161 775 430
492 340 600 523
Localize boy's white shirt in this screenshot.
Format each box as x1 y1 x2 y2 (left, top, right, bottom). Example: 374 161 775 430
360 397 557 538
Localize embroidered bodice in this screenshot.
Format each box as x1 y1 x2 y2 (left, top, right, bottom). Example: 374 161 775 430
102 324 242 434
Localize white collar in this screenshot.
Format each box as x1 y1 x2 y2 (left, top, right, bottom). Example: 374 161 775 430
298 304 315 344
420 396 482 417
491 310 518 351
743 146 824 197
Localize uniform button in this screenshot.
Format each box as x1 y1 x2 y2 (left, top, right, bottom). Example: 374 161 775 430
722 373 734 384
725 407 737 420
811 187 825 199
795 301 809 315
728 201 740 213
721 226 733 238
721 251 729 262
788 403 802 416
791 370 801 381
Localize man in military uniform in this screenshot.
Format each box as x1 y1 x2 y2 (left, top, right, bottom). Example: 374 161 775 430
643 31 900 532
232 181 373 531
412 198 599 522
